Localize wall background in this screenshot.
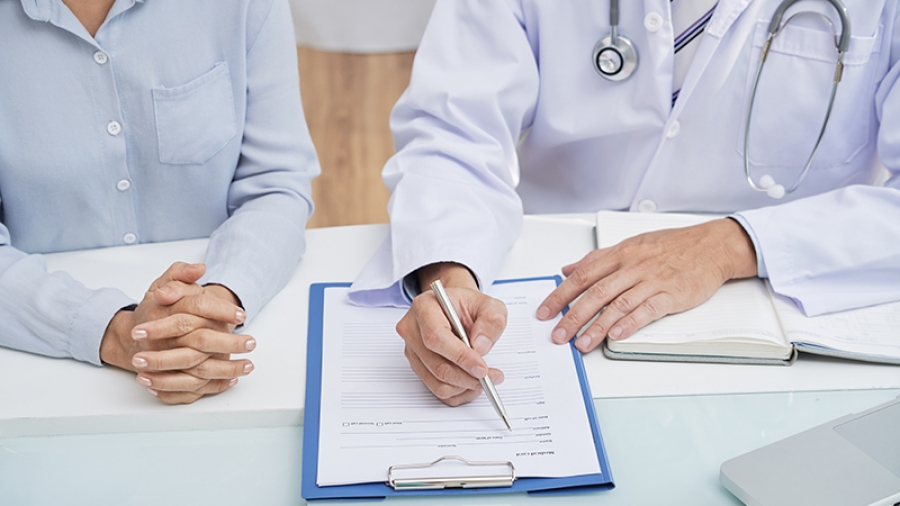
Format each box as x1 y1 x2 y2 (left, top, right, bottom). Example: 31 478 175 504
289 0 437 53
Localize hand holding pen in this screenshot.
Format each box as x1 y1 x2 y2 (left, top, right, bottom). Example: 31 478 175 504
431 279 512 431
395 262 509 410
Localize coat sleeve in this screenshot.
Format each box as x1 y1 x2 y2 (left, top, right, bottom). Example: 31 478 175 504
734 8 900 316
350 0 538 306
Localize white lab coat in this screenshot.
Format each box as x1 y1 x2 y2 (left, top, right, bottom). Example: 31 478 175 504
350 0 900 316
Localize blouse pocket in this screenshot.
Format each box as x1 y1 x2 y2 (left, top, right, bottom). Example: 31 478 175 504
152 62 237 165
737 20 881 169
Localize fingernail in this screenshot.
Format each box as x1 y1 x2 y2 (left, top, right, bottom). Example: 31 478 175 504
235 309 246 323
245 338 256 351
137 376 152 387
468 364 487 379
146 388 158 397
474 335 492 354
132 357 148 369
576 334 592 352
229 378 239 387
243 363 254 374
494 371 505 385
609 326 623 340
131 328 148 341
157 286 173 298
537 306 550 320
552 328 567 344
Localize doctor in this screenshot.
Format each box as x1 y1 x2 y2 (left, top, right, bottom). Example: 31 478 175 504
350 0 900 405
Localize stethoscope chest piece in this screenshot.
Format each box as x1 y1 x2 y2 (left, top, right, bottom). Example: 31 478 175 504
593 34 638 81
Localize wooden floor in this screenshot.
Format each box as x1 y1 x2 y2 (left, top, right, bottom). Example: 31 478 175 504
297 47 415 228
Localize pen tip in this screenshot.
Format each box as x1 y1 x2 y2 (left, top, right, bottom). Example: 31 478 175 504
503 416 512 432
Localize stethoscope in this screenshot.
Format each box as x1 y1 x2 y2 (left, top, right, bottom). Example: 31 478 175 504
592 0 851 199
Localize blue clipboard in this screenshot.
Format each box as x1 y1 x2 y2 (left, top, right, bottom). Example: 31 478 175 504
301 276 614 500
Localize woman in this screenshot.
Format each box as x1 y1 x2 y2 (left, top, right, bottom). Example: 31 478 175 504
0 0 319 404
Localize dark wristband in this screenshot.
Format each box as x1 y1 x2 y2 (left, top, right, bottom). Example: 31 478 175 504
120 303 139 312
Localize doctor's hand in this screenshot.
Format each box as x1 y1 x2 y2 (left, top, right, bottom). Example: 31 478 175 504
100 262 255 404
397 262 506 407
537 218 758 352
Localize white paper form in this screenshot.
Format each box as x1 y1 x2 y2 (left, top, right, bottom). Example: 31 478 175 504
316 278 601 486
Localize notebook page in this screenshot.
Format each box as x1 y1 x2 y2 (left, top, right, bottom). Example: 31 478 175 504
606 279 791 358
597 212 790 356
771 292 900 361
316 279 601 486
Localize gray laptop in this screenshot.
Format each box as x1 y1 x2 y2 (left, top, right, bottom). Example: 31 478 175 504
721 396 900 506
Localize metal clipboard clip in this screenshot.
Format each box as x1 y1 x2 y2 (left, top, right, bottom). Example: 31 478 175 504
387 455 516 490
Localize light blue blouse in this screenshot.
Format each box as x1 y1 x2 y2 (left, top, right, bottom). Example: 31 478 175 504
0 0 319 365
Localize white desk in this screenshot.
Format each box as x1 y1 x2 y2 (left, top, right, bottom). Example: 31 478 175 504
1 216 898 504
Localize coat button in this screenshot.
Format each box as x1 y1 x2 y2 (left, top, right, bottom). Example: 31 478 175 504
638 199 658 213
644 12 664 32
666 120 681 138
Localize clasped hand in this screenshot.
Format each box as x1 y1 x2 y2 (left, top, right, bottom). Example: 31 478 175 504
397 218 757 406
100 262 255 404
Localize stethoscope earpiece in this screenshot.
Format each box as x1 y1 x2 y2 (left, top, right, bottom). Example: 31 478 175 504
757 175 786 199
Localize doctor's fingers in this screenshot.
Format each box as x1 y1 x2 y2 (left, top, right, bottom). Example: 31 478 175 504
404 344 503 406
404 344 476 402
576 284 675 352
560 247 614 278
466 296 508 355
546 269 638 346
538 251 621 322
401 294 490 380
147 379 236 405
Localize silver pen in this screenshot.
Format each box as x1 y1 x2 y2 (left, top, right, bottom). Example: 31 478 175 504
430 280 512 431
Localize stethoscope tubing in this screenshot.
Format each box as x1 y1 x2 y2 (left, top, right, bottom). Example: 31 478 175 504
594 0 851 199
743 7 847 197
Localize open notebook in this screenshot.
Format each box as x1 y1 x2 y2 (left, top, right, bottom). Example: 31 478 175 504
596 211 900 366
